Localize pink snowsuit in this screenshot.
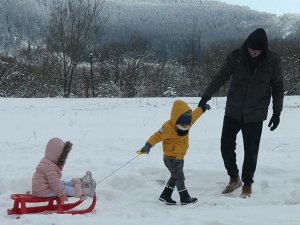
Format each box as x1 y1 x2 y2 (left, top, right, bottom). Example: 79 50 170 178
32 138 66 197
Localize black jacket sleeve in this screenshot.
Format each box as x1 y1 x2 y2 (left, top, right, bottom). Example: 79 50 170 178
270 55 284 115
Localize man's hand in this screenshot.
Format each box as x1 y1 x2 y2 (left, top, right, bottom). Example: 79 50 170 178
268 114 280 131
198 96 210 112
205 104 211 111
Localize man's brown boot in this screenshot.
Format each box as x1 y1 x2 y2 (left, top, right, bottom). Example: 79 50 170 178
222 176 243 194
240 185 252 198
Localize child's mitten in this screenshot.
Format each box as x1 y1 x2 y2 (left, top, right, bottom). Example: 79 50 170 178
140 142 152 154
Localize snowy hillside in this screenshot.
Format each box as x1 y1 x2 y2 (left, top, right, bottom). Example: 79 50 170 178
1 97 300 224
1 0 299 55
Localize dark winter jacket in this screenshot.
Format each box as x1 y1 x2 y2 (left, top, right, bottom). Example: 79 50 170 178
203 29 284 123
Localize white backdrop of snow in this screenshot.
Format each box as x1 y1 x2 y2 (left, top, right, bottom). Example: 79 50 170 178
0 97 299 225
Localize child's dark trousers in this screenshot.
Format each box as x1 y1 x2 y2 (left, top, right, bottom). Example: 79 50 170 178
163 155 186 191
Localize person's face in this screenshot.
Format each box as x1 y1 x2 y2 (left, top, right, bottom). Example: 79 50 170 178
248 48 262 58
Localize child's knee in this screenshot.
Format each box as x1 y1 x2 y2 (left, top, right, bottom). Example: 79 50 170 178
74 183 83 198
72 178 83 185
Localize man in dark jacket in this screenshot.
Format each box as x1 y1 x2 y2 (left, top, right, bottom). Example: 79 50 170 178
198 28 284 198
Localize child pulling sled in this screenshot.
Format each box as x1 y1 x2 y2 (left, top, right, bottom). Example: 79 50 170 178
139 100 210 205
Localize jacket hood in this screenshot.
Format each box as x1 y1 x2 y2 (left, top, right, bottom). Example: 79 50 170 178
170 100 192 126
243 28 268 52
44 138 65 164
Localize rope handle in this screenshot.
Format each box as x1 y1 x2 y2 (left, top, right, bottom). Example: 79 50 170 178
96 154 141 185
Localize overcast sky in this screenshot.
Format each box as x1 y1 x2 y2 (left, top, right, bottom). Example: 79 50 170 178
220 0 300 15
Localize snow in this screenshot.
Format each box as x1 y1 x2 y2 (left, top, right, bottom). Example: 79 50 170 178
0 96 300 225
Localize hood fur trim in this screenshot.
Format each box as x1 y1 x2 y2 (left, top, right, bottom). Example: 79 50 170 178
57 141 73 167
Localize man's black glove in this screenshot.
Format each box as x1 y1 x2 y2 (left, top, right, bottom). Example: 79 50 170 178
268 113 280 131
199 104 211 112
205 104 211 111
198 96 210 112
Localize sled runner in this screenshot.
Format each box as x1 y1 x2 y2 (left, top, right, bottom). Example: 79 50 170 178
7 194 96 215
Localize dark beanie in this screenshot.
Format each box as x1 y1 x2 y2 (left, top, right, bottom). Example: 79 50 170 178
176 111 192 125
245 28 268 51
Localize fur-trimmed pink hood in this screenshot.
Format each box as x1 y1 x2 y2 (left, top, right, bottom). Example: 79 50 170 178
44 138 65 164
32 138 72 197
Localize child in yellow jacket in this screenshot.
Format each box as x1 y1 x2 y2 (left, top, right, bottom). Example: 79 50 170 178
139 100 210 205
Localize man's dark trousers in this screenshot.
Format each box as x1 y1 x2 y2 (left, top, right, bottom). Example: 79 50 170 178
221 115 263 186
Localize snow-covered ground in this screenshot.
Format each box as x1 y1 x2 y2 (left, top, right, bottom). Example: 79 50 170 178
1 97 300 225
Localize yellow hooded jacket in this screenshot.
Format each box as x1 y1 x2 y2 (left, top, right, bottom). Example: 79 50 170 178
147 100 204 160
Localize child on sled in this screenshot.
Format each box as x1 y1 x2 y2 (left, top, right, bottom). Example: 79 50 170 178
139 100 210 205
32 137 96 201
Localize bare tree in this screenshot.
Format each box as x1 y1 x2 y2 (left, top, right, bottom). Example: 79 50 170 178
180 26 204 91
47 0 105 97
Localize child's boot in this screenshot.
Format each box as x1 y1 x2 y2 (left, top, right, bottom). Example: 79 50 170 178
82 171 93 186
179 189 198 205
159 187 176 205
72 171 93 187
82 179 97 197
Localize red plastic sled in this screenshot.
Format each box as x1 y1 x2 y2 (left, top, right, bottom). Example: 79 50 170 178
7 194 96 215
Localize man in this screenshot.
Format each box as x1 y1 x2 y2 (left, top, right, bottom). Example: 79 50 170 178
198 28 284 198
